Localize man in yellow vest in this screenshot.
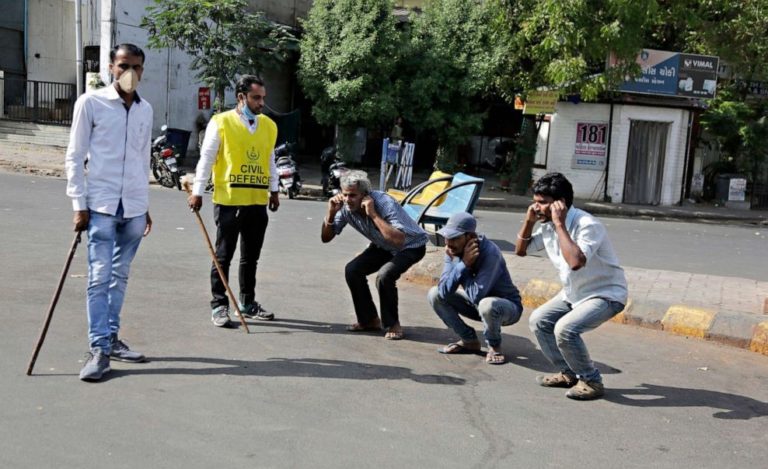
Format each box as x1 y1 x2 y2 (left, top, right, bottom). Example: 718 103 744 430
188 75 279 327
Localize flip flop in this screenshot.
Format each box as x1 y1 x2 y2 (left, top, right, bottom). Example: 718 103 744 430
346 322 382 332
438 342 481 354
384 329 404 340
485 351 506 365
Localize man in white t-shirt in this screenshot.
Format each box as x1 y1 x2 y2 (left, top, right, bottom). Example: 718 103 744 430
515 173 627 400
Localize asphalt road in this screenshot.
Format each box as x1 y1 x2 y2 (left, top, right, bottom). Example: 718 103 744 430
1 172 767 468
473 207 767 282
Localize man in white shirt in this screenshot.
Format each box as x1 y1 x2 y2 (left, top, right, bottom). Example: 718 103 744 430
515 173 627 400
65 44 153 382
188 75 279 328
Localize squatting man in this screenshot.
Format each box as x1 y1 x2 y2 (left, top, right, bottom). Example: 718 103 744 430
428 212 523 365
516 172 627 400
321 170 428 340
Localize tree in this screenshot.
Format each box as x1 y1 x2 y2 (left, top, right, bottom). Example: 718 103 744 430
398 0 499 169
486 0 658 101
298 0 401 128
141 0 296 111
671 0 768 187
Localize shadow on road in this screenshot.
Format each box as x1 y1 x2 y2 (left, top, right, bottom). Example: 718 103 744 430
605 383 768 420
238 320 622 376
109 356 467 385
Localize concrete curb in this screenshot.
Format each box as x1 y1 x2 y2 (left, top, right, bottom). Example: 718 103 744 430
405 257 768 357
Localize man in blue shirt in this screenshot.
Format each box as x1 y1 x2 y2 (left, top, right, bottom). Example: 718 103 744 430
321 170 427 340
516 173 627 400
428 212 523 365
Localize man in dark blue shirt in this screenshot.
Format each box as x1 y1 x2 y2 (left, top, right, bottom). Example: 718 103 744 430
428 212 523 364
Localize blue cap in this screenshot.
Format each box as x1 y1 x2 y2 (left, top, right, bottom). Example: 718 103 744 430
437 212 477 240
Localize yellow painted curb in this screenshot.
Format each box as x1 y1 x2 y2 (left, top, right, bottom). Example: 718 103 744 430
749 321 768 356
521 279 561 309
661 305 716 338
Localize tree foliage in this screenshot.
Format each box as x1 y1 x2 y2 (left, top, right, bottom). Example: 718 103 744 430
141 0 296 110
702 91 768 182
298 0 768 181
486 0 658 101
639 0 768 181
298 0 401 128
397 0 499 166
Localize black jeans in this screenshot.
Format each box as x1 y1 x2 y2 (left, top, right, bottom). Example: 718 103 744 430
344 243 426 329
210 204 268 309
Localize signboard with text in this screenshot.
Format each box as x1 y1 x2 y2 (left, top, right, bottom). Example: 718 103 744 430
571 122 608 171
611 49 719 99
198 87 211 110
523 91 559 115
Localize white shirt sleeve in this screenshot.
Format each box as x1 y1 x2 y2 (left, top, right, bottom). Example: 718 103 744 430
269 150 278 193
64 95 92 211
192 119 220 196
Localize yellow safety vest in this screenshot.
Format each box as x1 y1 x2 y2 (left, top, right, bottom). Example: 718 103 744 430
211 110 277 206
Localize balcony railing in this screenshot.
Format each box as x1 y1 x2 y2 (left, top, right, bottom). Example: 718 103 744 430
0 76 76 126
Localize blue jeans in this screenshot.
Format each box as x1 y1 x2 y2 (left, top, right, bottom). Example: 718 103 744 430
529 295 624 383
86 204 146 353
428 286 522 348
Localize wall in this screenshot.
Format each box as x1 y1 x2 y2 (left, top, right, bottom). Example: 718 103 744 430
534 102 613 201
95 0 204 148
96 0 300 154
249 0 312 27
535 101 690 205
25 0 306 154
27 0 99 84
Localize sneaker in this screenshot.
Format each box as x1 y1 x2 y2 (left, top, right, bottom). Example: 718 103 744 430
566 380 605 400
211 305 231 327
110 336 146 363
237 302 274 321
79 349 111 382
535 371 578 388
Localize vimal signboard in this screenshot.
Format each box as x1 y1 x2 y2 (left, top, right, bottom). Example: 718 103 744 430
614 49 719 99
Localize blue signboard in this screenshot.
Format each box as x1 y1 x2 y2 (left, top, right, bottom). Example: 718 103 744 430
615 49 719 99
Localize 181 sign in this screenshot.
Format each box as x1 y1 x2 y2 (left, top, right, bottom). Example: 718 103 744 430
577 123 607 145
572 122 608 171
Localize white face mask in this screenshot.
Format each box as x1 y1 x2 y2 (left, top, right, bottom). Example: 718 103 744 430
117 69 139 94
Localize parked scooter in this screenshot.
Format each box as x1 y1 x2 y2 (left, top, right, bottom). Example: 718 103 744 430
151 125 183 190
320 146 349 198
275 142 302 199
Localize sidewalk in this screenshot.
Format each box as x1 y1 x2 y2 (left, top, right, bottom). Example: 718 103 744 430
2 141 766 355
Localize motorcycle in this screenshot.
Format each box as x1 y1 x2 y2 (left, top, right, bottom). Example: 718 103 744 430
482 137 517 173
274 142 302 199
151 125 183 190
320 146 349 198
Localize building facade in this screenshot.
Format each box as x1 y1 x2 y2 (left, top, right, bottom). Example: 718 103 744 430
534 101 693 206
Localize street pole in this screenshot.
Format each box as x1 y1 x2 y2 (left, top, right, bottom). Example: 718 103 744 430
75 0 83 96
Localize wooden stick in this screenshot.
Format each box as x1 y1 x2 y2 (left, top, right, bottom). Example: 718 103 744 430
184 181 250 333
27 231 82 375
